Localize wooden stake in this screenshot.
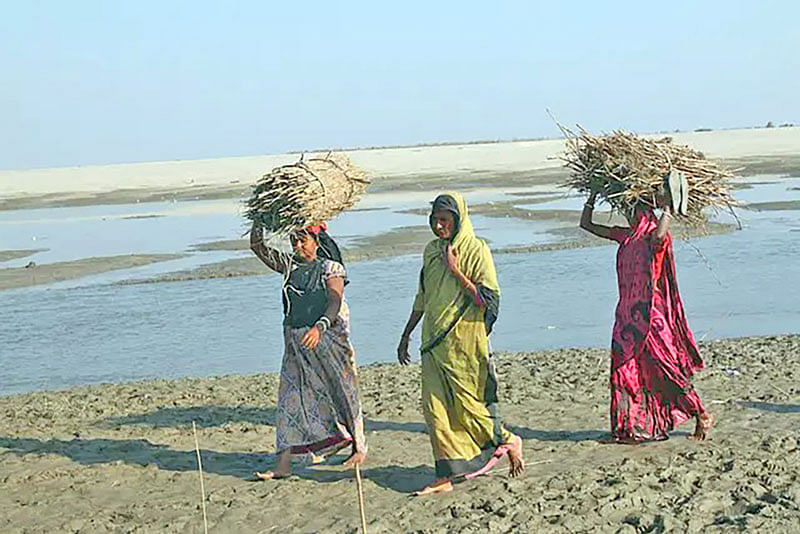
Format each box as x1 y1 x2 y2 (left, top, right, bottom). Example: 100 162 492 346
354 463 368 534
193 422 209 534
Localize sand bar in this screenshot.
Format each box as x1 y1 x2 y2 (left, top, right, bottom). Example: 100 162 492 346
1 127 797 202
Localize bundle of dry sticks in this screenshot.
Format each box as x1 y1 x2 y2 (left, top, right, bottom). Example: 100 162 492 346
560 125 738 225
245 152 370 235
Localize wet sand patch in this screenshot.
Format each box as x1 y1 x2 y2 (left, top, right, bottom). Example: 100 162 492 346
120 214 166 220
721 154 800 178
0 249 46 263
0 254 187 291
1 335 798 532
189 239 249 252
368 167 570 194
0 184 250 212
127 219 737 286
743 200 800 212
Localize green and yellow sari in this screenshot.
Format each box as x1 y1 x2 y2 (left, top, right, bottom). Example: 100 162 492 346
413 192 512 479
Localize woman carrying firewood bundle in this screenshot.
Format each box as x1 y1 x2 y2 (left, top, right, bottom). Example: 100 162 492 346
250 221 367 479
579 174 714 443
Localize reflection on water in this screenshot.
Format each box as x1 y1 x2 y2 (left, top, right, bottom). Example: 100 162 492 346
1 177 798 395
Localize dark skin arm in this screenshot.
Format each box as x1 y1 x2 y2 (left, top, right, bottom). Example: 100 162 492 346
397 309 423 365
579 191 626 241
249 222 289 274
397 243 489 365
301 275 344 350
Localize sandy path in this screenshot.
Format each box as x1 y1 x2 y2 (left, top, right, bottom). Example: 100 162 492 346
1 335 798 532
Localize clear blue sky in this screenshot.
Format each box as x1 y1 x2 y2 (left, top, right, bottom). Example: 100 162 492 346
2 1 798 170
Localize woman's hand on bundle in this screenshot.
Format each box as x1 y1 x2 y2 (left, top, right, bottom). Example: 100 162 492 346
301 326 322 350
397 336 411 365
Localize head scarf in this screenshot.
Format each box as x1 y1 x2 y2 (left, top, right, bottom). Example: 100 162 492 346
429 194 461 240
416 191 499 337
293 223 345 267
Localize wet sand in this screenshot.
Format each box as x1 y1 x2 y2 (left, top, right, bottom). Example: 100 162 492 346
0 249 45 263
118 212 736 286
1 335 798 532
0 254 186 290
744 200 800 212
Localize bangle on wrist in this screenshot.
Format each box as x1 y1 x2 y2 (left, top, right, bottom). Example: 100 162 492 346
315 316 331 334
584 202 595 209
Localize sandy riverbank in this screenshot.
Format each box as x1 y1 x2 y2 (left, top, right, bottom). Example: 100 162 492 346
1 127 798 210
1 335 798 533
0 254 186 291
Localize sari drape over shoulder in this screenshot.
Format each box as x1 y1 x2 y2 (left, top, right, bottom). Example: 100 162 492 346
608 212 705 441
413 192 511 479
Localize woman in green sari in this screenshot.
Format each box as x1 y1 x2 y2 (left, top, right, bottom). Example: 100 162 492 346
397 192 524 496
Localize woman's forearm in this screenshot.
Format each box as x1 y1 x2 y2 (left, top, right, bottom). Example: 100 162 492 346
401 310 424 339
451 268 484 307
322 292 342 324
655 207 672 242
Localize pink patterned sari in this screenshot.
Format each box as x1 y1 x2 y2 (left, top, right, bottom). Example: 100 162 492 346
608 211 705 441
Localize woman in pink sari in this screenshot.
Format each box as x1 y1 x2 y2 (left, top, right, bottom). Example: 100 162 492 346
580 190 714 443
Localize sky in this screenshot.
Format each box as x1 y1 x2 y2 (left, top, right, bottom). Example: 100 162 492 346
1 0 798 170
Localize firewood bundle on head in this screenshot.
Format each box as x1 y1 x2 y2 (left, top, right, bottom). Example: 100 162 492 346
245 152 370 236
560 125 738 225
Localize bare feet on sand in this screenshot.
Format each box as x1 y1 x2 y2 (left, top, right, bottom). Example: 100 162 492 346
689 412 715 441
342 450 367 468
254 451 291 480
507 433 525 477
413 478 454 497
254 469 290 480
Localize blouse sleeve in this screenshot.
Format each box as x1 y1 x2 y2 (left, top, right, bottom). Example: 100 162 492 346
323 260 347 281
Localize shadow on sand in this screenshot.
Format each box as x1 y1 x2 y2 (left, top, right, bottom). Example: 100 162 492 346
99 405 606 442
0 435 434 493
739 401 800 414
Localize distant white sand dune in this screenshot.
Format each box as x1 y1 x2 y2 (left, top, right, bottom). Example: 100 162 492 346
1 127 797 198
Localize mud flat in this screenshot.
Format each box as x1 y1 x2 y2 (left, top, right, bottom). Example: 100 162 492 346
1 335 798 532
0 254 186 291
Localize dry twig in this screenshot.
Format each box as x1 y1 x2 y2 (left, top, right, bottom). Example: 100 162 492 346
245 152 370 236
557 124 739 225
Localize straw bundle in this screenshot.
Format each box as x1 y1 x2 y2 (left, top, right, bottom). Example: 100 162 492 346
245 152 370 234
559 125 738 225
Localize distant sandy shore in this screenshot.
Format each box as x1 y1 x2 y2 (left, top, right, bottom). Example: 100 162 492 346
1 335 798 532
0 249 45 263
1 127 798 209
0 254 186 291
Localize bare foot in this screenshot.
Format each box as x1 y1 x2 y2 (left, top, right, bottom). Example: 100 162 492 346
254 469 290 480
507 434 525 477
342 450 367 468
689 412 715 441
413 478 453 497
255 451 291 480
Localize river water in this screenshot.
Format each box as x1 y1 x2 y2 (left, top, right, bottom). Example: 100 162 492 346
1 177 798 395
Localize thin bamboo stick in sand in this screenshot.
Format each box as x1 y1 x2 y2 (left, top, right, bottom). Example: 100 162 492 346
192 422 209 534
355 464 368 534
